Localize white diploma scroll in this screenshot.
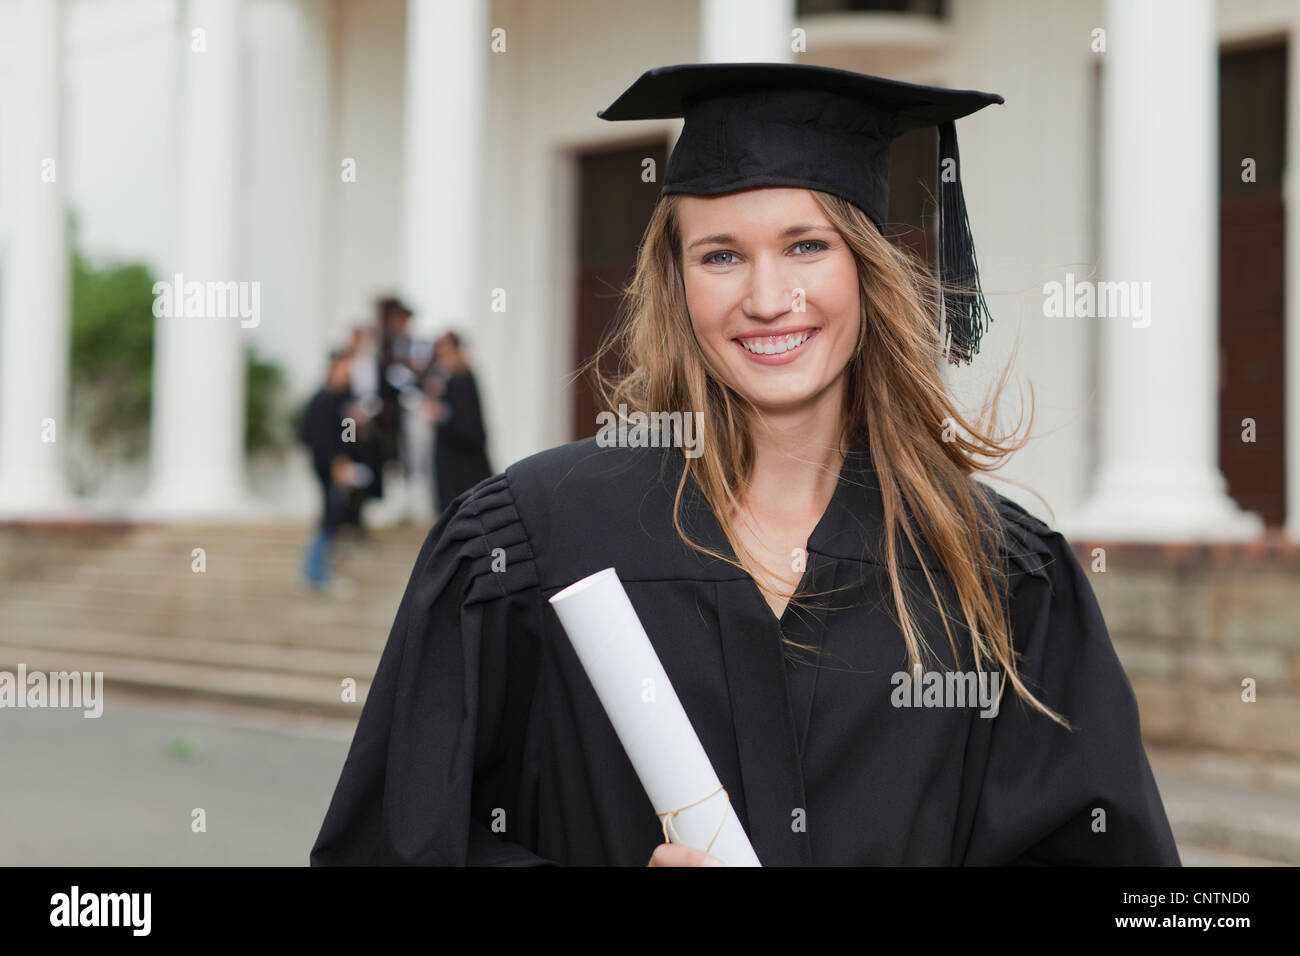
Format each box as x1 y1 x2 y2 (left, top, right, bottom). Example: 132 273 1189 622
548 567 762 867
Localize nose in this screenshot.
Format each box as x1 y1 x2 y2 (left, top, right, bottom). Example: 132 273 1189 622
741 255 795 322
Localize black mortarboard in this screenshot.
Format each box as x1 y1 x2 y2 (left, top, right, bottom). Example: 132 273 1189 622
597 62 1004 364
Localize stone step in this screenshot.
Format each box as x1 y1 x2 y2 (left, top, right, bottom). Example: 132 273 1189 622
0 526 427 562
0 629 380 680
1 568 415 601
0 597 398 651
0 522 430 542
1 542 420 568
0 645 368 715
0 544 422 587
0 580 405 626
0 524 415 718
1176 844 1285 866
1148 748 1300 865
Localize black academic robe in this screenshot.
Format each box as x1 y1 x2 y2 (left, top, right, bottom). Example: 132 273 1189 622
434 371 493 513
310 435 1181 866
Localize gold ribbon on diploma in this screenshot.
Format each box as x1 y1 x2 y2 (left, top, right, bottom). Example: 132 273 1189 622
654 784 730 856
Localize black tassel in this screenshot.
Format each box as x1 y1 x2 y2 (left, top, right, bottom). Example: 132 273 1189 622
937 120 992 365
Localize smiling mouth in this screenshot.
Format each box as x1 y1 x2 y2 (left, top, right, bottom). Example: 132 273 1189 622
733 328 819 360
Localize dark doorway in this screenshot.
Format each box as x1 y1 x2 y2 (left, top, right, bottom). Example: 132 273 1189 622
1219 41 1287 526
797 0 946 15
884 125 941 267
572 139 669 440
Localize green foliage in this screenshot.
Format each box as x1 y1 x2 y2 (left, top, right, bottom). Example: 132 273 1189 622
69 249 156 459
67 248 291 476
245 345 288 458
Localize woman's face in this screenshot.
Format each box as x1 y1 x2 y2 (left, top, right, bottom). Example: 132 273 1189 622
677 187 861 416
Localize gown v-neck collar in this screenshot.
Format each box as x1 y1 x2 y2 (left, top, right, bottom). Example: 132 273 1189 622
668 433 879 865
679 433 879 598
755 441 870 627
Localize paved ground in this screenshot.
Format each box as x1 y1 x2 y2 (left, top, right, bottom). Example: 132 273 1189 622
1147 748 1300 866
2 689 1292 866
0 690 354 866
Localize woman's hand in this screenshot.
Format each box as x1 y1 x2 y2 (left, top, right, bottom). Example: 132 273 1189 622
646 843 725 866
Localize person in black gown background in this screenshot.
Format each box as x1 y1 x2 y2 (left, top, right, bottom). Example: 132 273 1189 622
375 296 417 506
426 330 492 514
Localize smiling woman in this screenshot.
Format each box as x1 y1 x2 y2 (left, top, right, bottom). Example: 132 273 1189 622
312 62 1181 868
680 191 860 396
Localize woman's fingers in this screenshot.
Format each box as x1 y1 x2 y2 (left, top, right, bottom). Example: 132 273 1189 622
646 843 725 867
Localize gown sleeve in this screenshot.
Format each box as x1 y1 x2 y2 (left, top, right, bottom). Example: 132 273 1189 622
962 498 1182 866
310 472 555 865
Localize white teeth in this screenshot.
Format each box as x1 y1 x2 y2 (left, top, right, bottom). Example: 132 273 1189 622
739 330 811 355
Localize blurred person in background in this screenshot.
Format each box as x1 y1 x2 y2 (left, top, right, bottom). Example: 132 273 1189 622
343 323 385 535
425 330 492 514
375 296 414 512
299 348 370 593
376 295 432 522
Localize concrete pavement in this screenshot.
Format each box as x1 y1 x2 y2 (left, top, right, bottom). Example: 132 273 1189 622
0 691 352 866
1 691 1294 866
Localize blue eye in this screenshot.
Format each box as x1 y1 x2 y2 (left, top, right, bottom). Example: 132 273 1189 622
792 240 828 255
702 251 739 265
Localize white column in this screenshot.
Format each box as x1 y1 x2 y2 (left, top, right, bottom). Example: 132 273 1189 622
397 0 489 522
700 0 796 62
241 0 336 519
1068 0 1260 541
0 0 75 517
400 0 487 332
142 0 251 517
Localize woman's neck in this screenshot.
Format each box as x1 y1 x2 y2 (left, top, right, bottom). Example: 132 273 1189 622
742 386 847 519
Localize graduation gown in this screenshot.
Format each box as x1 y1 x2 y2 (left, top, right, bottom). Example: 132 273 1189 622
433 371 493 512
310 435 1180 866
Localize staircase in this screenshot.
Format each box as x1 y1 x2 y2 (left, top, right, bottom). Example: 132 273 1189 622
0 522 429 717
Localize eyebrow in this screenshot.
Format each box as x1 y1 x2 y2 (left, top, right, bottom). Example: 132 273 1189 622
684 223 834 252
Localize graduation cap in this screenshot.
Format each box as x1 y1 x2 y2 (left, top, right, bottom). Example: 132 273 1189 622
596 62 1004 364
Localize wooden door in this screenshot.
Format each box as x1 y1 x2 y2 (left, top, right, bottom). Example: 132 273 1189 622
572 139 669 439
1219 42 1287 525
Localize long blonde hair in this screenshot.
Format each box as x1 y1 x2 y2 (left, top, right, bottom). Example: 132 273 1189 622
584 189 1069 729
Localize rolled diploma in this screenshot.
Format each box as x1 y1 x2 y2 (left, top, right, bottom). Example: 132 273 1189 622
548 567 762 867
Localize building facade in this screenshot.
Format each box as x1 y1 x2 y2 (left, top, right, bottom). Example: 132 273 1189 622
0 0 1295 540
